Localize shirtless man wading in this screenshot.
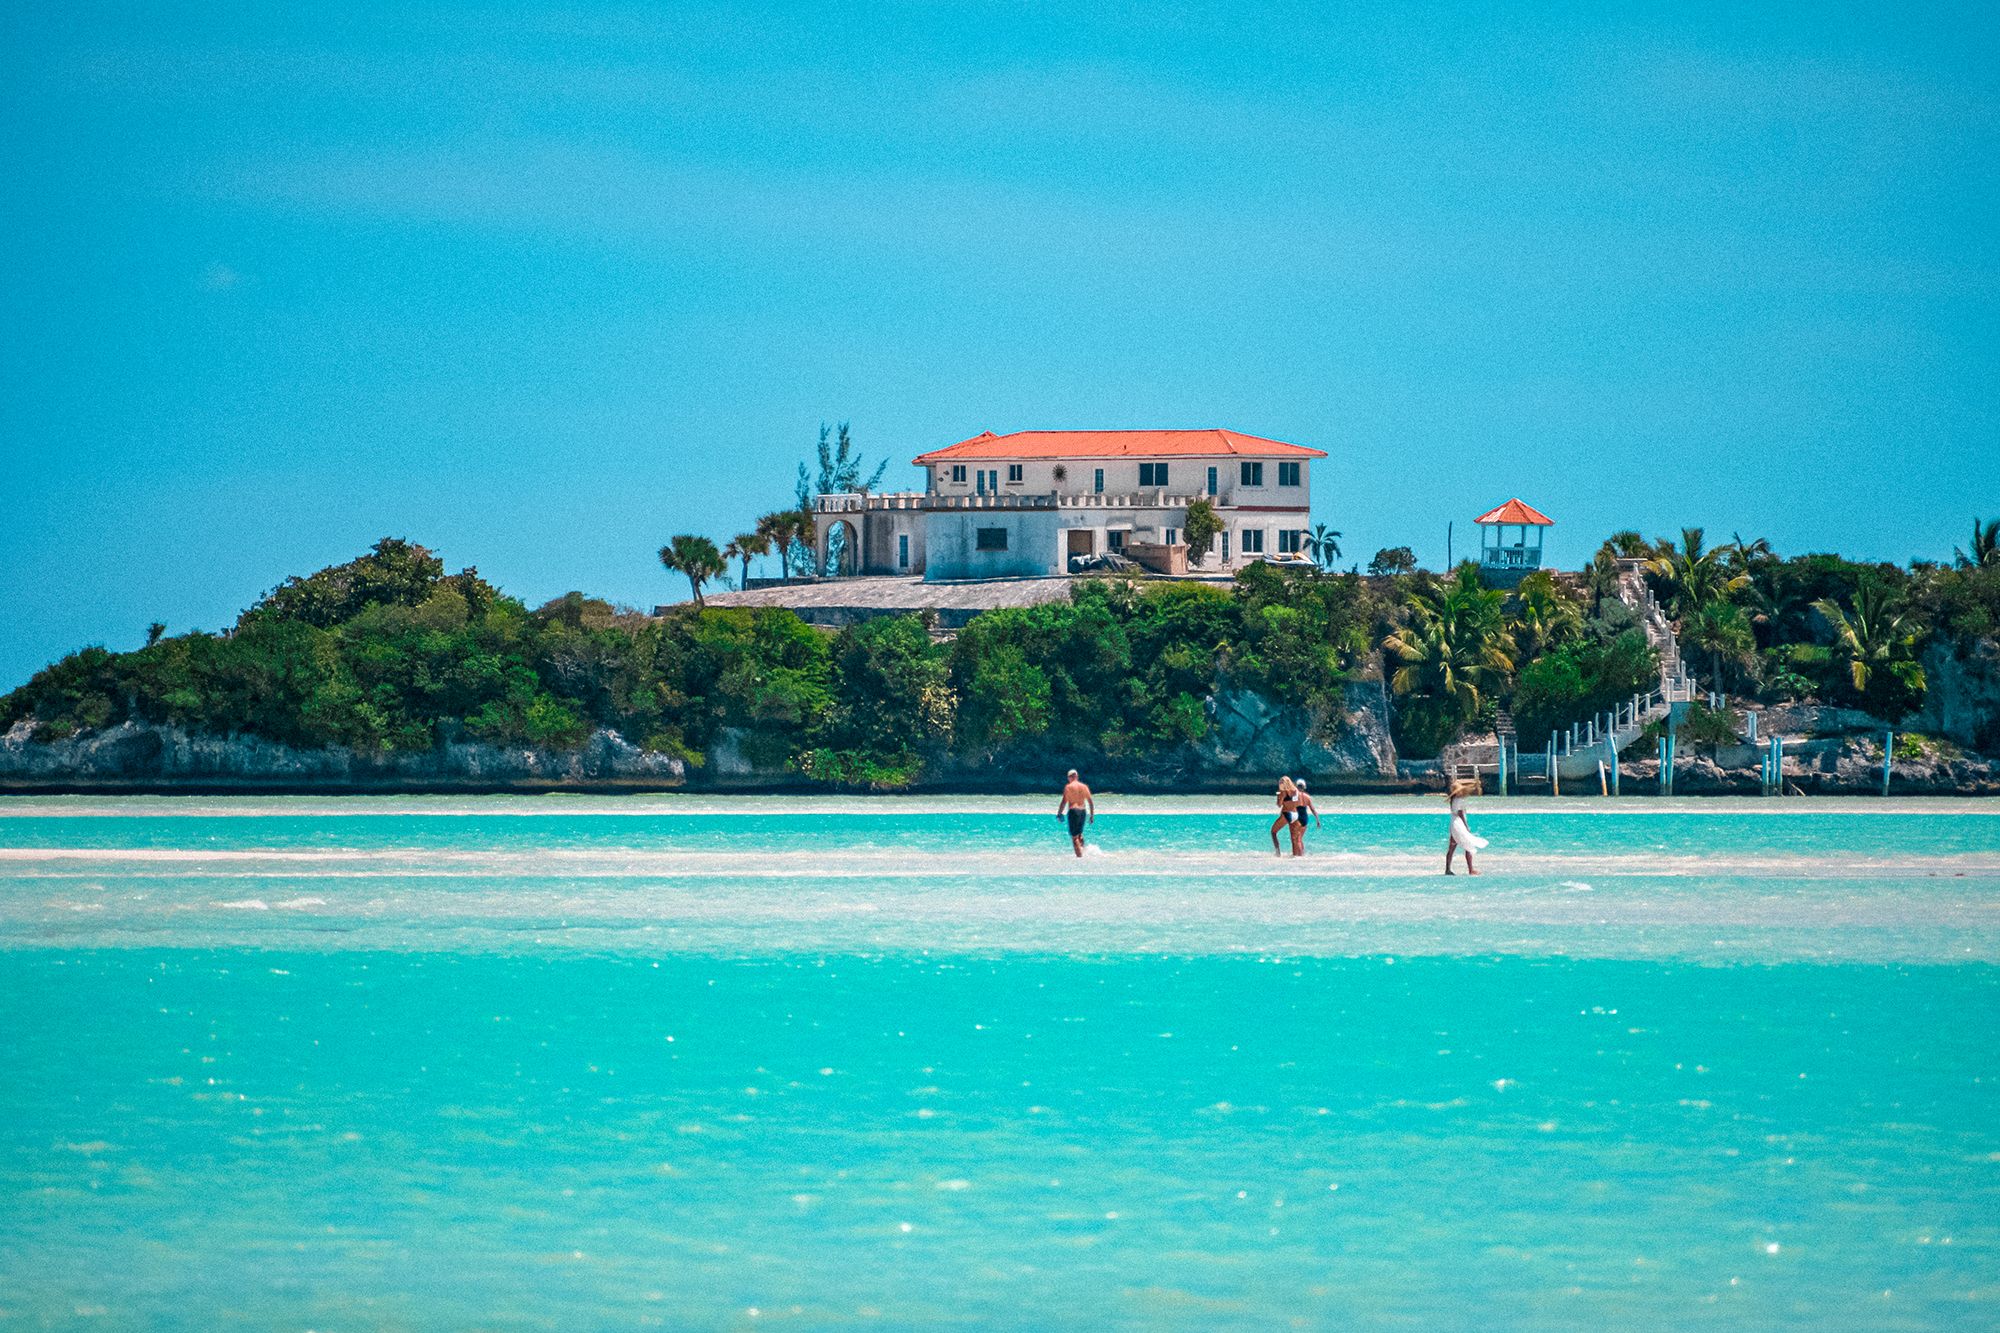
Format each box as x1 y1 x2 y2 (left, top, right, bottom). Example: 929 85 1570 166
1057 769 1094 856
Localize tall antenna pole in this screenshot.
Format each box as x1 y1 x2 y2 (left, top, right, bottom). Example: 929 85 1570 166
1446 521 1453 571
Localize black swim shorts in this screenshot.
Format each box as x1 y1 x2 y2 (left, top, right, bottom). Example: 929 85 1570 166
1067 807 1087 837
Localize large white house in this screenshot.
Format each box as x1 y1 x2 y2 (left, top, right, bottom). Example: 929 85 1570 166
812 428 1326 581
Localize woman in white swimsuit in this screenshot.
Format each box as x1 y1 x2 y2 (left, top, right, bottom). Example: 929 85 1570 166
1446 777 1486 875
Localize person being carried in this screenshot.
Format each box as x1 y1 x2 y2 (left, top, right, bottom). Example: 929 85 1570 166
1445 777 1487 875
1058 769 1095 857
1270 776 1299 855
1289 777 1321 857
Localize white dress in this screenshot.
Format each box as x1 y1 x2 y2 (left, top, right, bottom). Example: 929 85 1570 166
1448 795 1487 850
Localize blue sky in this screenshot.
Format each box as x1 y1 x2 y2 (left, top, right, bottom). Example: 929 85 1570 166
4 1 1996 689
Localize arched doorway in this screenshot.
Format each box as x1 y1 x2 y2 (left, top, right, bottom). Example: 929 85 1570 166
820 518 860 577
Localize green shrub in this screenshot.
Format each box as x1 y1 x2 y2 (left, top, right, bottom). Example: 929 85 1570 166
1392 696 1461 758
1677 701 1744 751
1511 630 1658 747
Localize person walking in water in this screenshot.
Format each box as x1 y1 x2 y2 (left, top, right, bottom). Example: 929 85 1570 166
1058 769 1095 857
1445 777 1487 875
1270 776 1299 855
1291 778 1321 857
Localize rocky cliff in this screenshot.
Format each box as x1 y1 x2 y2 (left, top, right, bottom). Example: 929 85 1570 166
1914 636 2000 752
0 680 1409 793
1196 679 1399 782
0 720 686 791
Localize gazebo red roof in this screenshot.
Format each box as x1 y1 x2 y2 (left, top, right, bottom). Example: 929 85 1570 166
913 429 1326 464
1473 498 1554 526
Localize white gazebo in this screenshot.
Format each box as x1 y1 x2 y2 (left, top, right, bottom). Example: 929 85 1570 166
1474 498 1553 586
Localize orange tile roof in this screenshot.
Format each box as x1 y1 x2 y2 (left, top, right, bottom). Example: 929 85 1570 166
1473 498 1554 526
912 429 1327 464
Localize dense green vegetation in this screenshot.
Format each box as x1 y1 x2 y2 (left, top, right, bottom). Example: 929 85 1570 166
0 542 1354 781
7 522 2000 783
1629 527 2000 733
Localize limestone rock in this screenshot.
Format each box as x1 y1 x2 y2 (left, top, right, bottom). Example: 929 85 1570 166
0 722 685 790
1756 704 1889 738
1198 680 1397 780
1913 637 2000 751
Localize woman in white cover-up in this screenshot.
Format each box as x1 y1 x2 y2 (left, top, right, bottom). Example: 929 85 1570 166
1446 777 1486 875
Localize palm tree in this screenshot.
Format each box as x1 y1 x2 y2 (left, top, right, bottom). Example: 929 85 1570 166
756 510 806 579
1724 533 1775 577
1956 516 2000 569
1306 523 1343 570
1744 578 1807 649
726 531 770 589
1509 570 1582 662
1646 527 1749 622
1582 548 1623 613
1683 601 1756 692
659 535 726 608
1382 568 1517 719
1602 531 1651 559
1812 581 1917 692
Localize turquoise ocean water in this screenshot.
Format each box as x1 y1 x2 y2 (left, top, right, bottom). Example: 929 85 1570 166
1 796 1996 1327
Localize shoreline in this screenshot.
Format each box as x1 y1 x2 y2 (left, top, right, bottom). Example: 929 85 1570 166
7 720 1998 798
5 775 1999 798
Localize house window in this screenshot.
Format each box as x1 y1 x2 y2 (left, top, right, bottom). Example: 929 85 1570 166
1139 462 1168 487
1240 461 1264 486
976 469 999 494
976 526 1009 551
951 465 966 483
1007 464 1023 483
1278 529 1305 554
1221 531 1230 561
1094 468 1105 493
1166 528 1179 546
1241 528 1265 554
1107 530 1126 552
1278 461 1301 487
898 534 910 568
1207 466 1218 496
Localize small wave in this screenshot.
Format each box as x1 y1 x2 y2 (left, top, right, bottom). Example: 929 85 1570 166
213 898 269 910
273 897 327 909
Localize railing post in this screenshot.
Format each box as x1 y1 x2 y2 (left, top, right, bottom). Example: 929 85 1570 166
1658 733 1670 796
1497 736 1508 797
1882 730 1894 797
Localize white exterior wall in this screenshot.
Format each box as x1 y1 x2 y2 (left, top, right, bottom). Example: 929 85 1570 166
813 504 928 576
921 503 1312 580
863 508 927 575
925 511 1069 580
928 455 1310 510
1226 510 1314 563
